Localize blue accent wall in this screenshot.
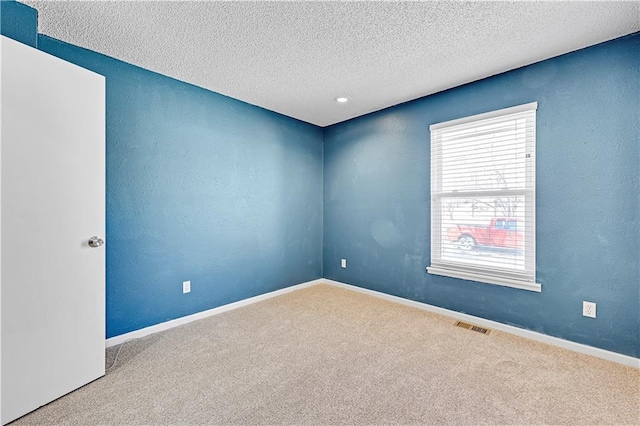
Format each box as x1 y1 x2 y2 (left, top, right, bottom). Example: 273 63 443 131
37 35 324 338
323 34 640 357
4 1 639 357
0 0 37 48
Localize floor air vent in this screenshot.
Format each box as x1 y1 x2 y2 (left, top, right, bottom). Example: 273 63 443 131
455 321 491 335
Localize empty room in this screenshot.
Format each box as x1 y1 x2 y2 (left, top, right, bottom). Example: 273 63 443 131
1 1 639 424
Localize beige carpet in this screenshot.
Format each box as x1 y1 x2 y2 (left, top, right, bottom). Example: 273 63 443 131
12 284 640 425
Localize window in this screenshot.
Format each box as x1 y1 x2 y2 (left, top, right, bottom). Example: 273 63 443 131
427 102 540 292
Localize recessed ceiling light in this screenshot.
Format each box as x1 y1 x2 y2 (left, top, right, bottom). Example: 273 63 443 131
335 97 349 103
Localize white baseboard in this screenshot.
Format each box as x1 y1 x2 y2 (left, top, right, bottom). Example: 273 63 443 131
105 278 324 348
322 279 640 369
105 276 639 369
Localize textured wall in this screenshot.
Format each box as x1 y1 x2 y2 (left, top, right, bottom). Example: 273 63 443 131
5 1 639 357
323 34 640 357
37 35 323 338
0 0 37 47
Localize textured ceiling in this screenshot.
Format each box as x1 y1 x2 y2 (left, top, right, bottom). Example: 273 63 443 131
23 1 640 127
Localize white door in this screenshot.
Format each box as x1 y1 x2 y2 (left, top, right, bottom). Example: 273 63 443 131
1 36 105 425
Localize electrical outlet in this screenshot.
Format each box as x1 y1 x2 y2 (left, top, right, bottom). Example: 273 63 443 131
341 258 347 268
183 280 191 294
583 301 596 318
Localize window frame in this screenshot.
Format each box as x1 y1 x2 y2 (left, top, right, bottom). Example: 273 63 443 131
427 102 541 292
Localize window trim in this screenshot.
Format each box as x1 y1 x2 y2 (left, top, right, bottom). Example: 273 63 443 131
427 267 541 292
430 102 538 131
428 102 541 293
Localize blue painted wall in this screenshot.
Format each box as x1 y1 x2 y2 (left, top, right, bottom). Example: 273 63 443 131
4 1 639 357
36 35 323 338
3 2 323 339
324 34 640 357
0 0 37 48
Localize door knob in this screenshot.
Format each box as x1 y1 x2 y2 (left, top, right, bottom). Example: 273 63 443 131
88 236 104 248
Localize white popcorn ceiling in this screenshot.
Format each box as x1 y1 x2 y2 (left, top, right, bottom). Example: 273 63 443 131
24 1 640 127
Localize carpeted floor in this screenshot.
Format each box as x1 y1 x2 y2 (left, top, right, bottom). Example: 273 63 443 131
12 284 640 425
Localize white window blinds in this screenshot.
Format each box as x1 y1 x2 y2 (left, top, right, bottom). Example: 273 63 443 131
428 102 540 292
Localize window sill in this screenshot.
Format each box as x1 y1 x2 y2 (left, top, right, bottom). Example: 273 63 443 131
427 266 542 292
